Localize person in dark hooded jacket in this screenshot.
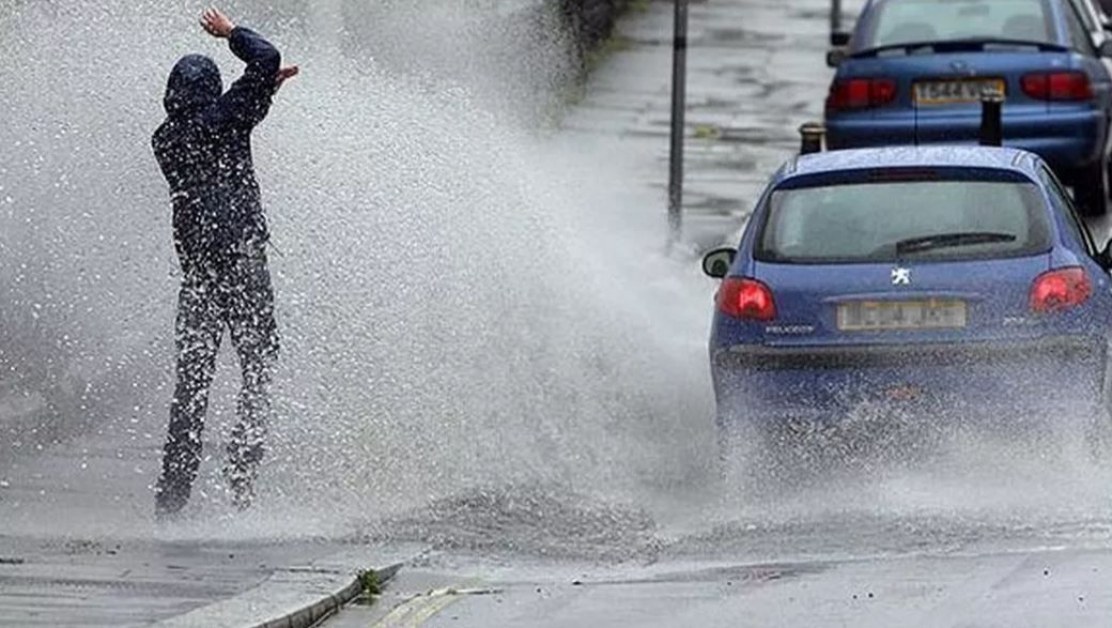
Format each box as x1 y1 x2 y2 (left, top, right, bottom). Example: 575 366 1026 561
152 7 298 516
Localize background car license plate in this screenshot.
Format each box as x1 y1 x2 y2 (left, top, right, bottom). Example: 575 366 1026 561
914 79 1005 105
837 300 967 331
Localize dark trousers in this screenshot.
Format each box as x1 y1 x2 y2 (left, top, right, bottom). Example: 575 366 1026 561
156 254 279 513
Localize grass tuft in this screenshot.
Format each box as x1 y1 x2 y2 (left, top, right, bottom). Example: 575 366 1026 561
693 124 723 140
358 569 382 598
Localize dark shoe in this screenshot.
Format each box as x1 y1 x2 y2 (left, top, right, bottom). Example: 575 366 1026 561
229 477 255 511
223 463 257 511
154 484 189 521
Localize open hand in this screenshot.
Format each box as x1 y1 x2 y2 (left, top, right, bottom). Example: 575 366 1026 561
275 65 300 91
200 7 236 39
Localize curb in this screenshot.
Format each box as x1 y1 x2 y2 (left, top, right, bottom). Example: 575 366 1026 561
254 563 403 628
158 545 428 628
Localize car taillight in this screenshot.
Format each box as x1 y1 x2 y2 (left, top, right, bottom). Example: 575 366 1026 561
718 278 777 321
1021 71 1092 101
826 78 898 112
1030 267 1092 313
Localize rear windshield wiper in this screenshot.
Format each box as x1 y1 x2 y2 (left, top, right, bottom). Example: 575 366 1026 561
853 37 1067 58
894 231 1017 255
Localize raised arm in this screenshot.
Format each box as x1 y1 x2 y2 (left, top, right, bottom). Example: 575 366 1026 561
198 9 282 132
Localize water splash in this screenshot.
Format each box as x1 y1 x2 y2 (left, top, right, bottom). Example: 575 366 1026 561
0 0 716 539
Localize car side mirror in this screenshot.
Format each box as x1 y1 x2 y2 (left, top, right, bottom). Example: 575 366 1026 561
1099 241 1112 271
1100 40 1112 58
702 247 737 279
830 31 851 47
826 48 847 68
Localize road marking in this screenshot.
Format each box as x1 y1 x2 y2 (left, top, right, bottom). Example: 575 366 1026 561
404 590 463 627
373 581 494 628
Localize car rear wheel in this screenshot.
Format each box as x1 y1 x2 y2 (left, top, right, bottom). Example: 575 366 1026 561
1085 405 1112 465
1075 156 1109 216
715 417 756 482
717 418 822 490
715 417 787 490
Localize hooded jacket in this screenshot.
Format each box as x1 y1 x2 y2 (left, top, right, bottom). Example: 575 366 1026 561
153 27 281 278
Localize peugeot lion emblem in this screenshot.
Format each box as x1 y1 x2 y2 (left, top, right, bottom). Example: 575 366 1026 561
892 267 911 285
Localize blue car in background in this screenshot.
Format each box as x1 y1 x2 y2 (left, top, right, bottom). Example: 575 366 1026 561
824 0 1112 214
703 146 1112 458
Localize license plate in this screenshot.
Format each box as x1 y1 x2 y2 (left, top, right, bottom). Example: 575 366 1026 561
913 79 1005 105
837 300 967 331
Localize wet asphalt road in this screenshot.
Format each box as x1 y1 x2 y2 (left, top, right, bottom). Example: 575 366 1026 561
327 551 1112 627
320 0 1112 626
7 0 1112 626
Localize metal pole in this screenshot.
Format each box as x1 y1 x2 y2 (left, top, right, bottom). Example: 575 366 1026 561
830 0 842 37
979 93 1004 147
799 122 826 155
667 0 689 248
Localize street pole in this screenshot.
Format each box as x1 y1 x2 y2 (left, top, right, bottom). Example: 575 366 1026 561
830 0 842 38
667 0 689 250
978 92 1004 147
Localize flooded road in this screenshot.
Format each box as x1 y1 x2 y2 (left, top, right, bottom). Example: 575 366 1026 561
5 0 1112 625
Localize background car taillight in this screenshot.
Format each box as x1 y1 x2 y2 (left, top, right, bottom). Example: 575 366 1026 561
717 278 777 321
826 77 897 112
1021 71 1093 101
1030 267 1092 313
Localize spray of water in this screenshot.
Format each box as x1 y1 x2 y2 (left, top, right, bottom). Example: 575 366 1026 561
0 0 716 542
5 0 1112 562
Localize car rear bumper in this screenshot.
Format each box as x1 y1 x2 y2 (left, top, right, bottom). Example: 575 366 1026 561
826 109 1106 173
712 336 1108 425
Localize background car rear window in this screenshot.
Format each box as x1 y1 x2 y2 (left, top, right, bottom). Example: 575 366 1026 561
867 0 1054 47
757 178 1051 263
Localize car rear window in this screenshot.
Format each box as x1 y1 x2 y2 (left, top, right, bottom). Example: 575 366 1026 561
865 0 1055 48
757 175 1052 263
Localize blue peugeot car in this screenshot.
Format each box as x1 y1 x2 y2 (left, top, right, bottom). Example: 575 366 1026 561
703 146 1112 458
824 0 1112 214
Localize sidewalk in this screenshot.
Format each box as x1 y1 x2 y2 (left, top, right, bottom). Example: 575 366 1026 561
0 536 333 627
562 0 857 250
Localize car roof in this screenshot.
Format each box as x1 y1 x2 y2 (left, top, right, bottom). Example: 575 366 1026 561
781 146 1041 182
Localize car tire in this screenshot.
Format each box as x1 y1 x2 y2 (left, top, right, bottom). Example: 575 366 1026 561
1107 157 1112 201
718 416 815 492
715 416 755 482
1075 156 1110 216
716 416 787 489
1085 405 1112 465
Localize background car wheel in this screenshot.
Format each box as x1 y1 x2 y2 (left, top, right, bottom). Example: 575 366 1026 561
1075 157 1109 216
1107 157 1112 201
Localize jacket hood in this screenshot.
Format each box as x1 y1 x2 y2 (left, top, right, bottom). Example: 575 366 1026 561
164 54 223 116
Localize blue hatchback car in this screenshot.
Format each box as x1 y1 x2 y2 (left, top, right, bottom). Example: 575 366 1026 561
824 0 1112 214
703 146 1112 453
